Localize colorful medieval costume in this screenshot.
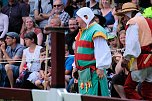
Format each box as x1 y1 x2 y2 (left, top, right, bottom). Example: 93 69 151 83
75 7 112 96
116 2 152 100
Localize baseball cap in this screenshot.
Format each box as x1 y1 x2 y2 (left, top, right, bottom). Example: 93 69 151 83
6 32 20 42
108 33 117 40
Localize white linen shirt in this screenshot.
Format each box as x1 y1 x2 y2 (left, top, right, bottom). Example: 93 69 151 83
123 13 143 59
93 37 112 70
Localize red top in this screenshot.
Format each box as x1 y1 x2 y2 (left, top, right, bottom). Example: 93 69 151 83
20 27 42 39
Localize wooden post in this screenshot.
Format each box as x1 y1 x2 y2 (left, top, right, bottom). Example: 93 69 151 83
45 27 68 88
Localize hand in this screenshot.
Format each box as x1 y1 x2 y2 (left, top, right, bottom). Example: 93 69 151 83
121 57 129 70
113 52 123 62
50 8 55 15
0 42 6 52
44 25 52 34
96 69 104 79
44 76 49 81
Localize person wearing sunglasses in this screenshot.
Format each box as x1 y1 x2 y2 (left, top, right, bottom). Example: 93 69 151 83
40 0 70 27
48 0 70 27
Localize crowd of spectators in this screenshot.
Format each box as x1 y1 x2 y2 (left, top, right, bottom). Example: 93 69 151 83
0 0 151 100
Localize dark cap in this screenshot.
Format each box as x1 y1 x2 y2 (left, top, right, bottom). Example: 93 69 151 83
6 32 20 42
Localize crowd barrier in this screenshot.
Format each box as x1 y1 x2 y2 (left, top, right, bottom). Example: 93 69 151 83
0 87 143 101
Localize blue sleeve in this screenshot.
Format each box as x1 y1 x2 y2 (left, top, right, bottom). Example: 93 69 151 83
65 56 74 71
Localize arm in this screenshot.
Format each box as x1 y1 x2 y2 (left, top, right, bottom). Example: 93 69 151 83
34 9 45 21
37 33 43 46
2 44 24 65
33 0 44 21
0 41 4 62
2 51 21 65
34 0 53 21
39 8 55 19
123 24 141 59
65 70 71 75
0 50 3 62
40 70 45 78
0 15 9 38
19 54 26 74
107 8 118 30
20 38 24 45
20 17 26 34
65 57 74 75
94 37 112 69
93 37 112 78
1 44 21 64
115 56 124 74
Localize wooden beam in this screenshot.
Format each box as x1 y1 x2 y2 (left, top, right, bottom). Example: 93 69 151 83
0 87 32 101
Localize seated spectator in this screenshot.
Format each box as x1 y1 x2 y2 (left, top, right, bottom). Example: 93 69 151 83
0 32 25 88
111 30 128 98
44 16 61 48
20 17 43 46
35 47 51 90
65 18 79 55
19 32 42 87
45 16 61 31
66 41 78 93
65 44 74 88
0 1 9 39
46 0 70 26
107 34 119 52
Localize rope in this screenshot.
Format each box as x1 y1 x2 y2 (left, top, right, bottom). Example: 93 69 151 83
0 55 75 64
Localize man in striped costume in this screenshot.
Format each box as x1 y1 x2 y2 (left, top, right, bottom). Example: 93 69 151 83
75 7 112 96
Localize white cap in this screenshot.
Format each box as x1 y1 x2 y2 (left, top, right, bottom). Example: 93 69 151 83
76 7 95 28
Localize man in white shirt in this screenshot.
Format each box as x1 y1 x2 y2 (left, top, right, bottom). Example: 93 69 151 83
116 2 152 100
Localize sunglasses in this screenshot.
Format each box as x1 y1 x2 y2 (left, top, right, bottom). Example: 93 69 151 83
53 4 62 7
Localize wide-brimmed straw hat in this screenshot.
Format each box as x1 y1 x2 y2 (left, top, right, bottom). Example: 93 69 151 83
115 2 139 16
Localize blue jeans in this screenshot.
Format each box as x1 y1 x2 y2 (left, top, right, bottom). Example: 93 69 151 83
0 64 10 87
66 78 74 92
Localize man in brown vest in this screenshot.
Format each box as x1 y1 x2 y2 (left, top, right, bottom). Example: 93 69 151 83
116 2 152 100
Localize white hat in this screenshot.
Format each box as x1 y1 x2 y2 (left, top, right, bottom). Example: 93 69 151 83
76 7 95 28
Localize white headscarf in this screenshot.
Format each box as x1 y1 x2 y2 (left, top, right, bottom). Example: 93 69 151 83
125 12 132 18
76 7 95 28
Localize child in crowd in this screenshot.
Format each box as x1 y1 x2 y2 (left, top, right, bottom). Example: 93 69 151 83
35 47 51 89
